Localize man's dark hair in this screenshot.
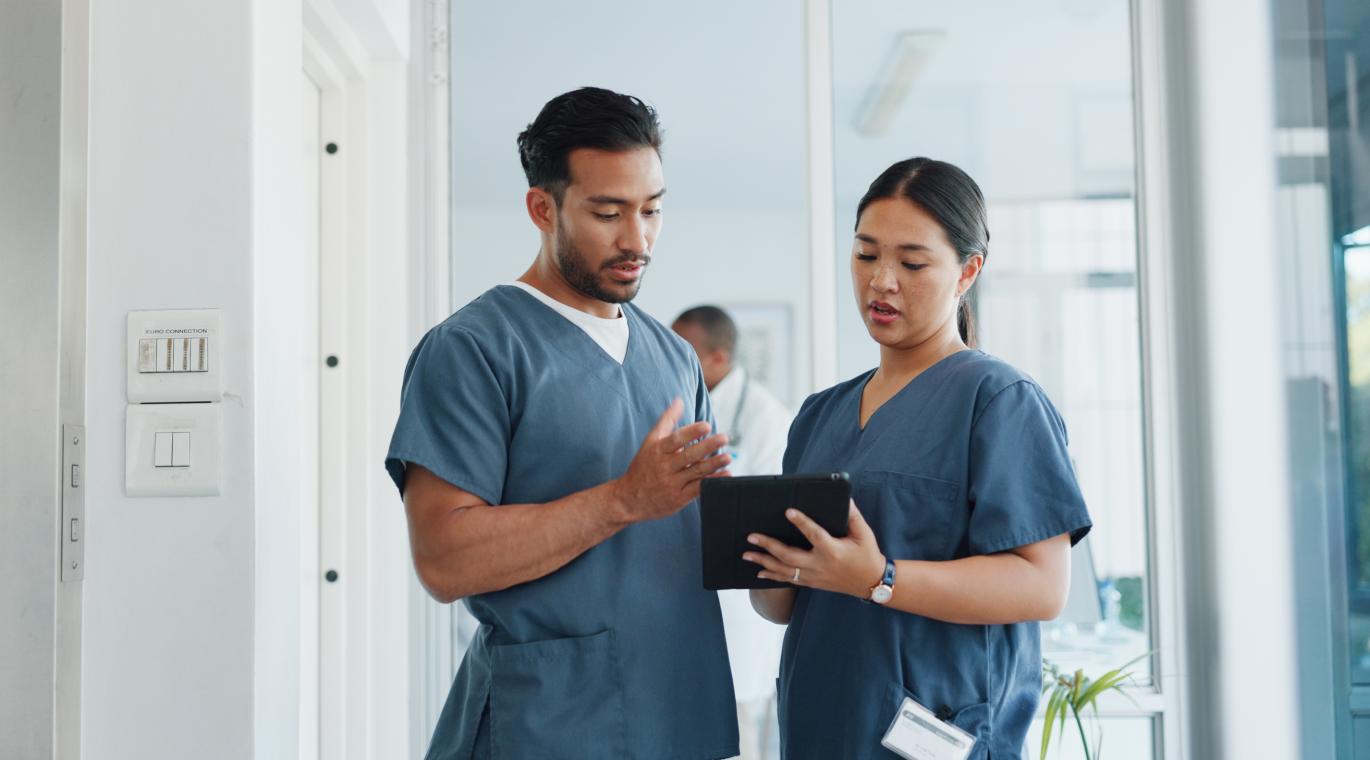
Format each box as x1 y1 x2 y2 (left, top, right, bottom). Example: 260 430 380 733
517 87 663 203
674 305 738 355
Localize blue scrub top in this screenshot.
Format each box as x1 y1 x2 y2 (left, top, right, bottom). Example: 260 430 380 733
386 285 739 760
776 350 1091 760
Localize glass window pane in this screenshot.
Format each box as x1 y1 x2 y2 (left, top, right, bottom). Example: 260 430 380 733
829 0 1151 683
1328 0 1370 690
1344 244 1370 682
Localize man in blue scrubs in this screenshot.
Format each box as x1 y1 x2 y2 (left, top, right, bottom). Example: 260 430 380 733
386 87 740 759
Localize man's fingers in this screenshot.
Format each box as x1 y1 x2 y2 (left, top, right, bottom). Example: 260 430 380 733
708 452 732 471
664 420 715 451
786 508 834 548
677 452 731 501
687 451 732 479
648 398 685 441
680 434 729 468
681 481 703 503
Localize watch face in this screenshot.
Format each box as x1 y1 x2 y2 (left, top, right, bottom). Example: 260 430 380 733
871 585 893 604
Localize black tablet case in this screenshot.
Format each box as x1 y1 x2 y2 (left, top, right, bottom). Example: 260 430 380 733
700 473 851 590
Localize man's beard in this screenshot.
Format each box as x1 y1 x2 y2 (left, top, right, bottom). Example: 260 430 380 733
554 224 649 304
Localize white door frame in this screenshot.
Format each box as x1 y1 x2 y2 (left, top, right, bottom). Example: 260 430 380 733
303 3 415 756
406 0 458 752
1130 0 1193 754
297 64 325 760
1 0 89 757
301 25 353 760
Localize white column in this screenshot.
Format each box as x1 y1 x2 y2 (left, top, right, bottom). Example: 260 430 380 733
805 0 837 394
1163 0 1300 756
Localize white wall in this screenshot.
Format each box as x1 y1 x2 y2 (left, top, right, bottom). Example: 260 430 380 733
80 0 413 757
335 0 410 60
1191 0 1300 750
252 0 307 756
1157 0 1301 756
358 60 415 759
84 0 258 755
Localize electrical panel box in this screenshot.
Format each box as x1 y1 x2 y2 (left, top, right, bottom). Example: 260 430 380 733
125 309 223 496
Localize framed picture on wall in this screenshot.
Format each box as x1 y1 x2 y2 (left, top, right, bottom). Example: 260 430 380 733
722 302 794 408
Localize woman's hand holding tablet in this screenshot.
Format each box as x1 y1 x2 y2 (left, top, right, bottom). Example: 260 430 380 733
745 501 887 600
700 473 862 591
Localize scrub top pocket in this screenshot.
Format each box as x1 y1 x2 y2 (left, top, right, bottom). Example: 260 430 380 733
856 470 961 561
488 630 628 759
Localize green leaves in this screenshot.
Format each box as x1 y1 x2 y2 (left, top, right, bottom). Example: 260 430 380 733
1039 654 1147 760
1040 681 1067 760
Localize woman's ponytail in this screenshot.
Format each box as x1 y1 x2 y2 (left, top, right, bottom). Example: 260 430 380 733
957 298 976 347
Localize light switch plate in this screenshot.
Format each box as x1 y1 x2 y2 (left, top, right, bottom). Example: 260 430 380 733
126 403 221 496
127 309 222 403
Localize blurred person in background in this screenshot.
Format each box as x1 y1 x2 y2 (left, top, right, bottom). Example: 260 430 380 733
675 305 791 760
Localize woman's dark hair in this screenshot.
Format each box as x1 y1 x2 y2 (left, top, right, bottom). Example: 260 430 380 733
516 87 663 204
855 157 989 346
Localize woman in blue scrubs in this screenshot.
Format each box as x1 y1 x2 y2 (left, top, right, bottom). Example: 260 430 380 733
748 158 1092 759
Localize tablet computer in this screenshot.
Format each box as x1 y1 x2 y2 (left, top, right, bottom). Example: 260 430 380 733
699 472 851 590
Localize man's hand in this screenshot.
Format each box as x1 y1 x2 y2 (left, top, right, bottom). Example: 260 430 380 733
608 398 731 524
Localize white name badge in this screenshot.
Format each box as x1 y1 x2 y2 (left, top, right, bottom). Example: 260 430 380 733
881 697 976 760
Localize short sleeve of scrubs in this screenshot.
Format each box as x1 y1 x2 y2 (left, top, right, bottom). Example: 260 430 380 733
967 380 1092 555
780 395 817 475
385 326 509 504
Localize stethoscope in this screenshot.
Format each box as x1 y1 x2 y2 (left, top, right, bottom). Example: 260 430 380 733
726 370 751 452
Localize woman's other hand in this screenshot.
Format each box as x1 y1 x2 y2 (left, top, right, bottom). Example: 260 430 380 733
743 500 886 599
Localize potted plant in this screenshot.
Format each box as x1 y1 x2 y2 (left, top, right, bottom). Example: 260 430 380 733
1039 654 1146 760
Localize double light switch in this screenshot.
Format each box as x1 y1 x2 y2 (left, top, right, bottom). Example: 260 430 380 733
153 431 191 468
126 403 219 496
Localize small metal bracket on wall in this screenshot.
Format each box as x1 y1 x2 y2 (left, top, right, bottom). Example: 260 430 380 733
62 424 85 582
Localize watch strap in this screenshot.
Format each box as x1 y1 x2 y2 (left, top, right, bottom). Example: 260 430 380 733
866 556 896 603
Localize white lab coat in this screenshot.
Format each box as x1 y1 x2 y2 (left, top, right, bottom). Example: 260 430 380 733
709 367 793 704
